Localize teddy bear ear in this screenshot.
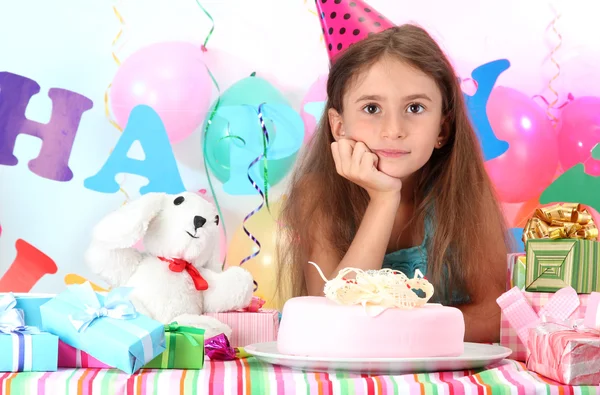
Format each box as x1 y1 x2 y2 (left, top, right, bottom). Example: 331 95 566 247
92 193 167 248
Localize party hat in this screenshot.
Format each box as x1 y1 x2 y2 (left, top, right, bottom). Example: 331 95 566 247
315 0 394 61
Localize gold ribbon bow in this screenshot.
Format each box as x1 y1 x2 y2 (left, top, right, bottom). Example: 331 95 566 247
523 203 598 243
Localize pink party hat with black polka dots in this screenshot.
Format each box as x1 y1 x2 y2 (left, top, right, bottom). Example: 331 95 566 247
315 0 394 62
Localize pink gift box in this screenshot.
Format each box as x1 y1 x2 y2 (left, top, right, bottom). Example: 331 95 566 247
58 340 112 369
498 291 590 361
584 292 600 330
526 323 600 385
206 309 279 348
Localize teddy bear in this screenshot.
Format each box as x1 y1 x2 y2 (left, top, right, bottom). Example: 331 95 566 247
84 191 255 339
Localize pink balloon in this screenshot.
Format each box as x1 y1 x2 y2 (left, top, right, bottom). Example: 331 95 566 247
300 74 328 144
110 41 212 144
485 87 559 203
557 96 600 175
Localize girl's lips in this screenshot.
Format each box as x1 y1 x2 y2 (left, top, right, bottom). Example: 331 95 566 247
374 149 410 158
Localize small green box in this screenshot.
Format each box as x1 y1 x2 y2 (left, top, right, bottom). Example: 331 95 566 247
144 324 205 369
525 239 600 293
512 256 526 290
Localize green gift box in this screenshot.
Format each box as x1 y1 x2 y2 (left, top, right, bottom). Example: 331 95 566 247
525 239 600 293
144 323 205 369
512 255 527 290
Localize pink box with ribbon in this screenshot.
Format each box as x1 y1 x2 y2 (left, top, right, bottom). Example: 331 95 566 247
205 309 279 348
497 286 591 361
525 291 600 385
58 340 112 369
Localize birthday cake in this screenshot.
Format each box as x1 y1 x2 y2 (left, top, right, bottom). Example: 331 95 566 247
277 263 465 358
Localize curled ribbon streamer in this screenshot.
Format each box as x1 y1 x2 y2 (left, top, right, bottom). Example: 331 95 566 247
542 7 563 125
532 92 574 114
194 0 229 268
237 103 274 292
303 0 324 42
522 202 598 243
105 1 130 204
195 0 215 51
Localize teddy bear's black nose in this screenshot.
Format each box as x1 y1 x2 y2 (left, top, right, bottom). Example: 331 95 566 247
194 216 207 230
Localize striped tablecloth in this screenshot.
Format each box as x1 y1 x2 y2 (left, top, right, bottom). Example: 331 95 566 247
1 358 599 394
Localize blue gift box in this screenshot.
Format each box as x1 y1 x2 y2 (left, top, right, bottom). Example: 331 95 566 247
0 293 58 372
0 332 58 372
40 282 165 374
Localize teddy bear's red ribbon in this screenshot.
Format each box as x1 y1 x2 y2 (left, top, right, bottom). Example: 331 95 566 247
158 257 209 291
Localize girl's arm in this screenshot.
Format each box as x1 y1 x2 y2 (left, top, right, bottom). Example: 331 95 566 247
455 254 506 343
305 194 400 296
305 139 403 296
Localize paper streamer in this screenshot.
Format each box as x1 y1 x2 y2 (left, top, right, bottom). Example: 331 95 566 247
105 2 130 204
304 0 324 42
197 0 228 268
542 5 563 125
237 104 273 292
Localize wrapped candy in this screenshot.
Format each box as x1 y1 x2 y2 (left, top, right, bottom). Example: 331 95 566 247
205 333 250 361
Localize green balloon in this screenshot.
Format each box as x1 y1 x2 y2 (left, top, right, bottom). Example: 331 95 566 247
203 73 301 191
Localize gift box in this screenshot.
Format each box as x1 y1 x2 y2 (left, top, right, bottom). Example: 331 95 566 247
522 203 600 293
144 323 205 369
526 322 600 385
525 239 600 293
58 340 112 368
506 253 526 291
0 293 54 328
584 292 600 330
206 309 279 348
0 293 58 372
40 282 165 374
497 286 590 361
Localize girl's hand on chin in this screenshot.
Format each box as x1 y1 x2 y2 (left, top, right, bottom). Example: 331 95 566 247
331 139 403 202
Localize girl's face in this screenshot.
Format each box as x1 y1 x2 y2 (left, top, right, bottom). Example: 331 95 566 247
329 56 446 180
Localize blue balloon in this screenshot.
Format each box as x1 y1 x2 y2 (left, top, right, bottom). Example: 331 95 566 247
205 103 304 196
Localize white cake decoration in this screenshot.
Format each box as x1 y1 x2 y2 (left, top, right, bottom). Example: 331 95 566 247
309 261 434 316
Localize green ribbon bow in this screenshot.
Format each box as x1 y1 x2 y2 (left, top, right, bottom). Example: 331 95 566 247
161 322 205 368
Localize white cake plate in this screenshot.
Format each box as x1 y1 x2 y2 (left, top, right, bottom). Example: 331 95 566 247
244 342 512 375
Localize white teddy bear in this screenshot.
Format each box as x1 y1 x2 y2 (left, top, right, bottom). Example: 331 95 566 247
85 191 255 339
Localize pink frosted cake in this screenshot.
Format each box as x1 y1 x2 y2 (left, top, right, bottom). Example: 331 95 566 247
277 264 465 358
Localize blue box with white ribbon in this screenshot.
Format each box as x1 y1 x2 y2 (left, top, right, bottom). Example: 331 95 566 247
40 282 165 374
0 294 58 372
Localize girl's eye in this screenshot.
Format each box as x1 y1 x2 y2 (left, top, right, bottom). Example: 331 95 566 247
363 104 381 114
407 103 425 114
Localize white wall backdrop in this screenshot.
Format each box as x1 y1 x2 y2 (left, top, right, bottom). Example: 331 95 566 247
1 0 599 294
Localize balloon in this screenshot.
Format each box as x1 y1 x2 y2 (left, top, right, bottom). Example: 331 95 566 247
110 41 212 144
557 96 600 175
300 74 328 144
225 198 284 309
485 87 559 203
203 74 304 195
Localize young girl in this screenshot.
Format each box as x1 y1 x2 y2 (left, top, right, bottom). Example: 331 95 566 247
277 25 511 343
